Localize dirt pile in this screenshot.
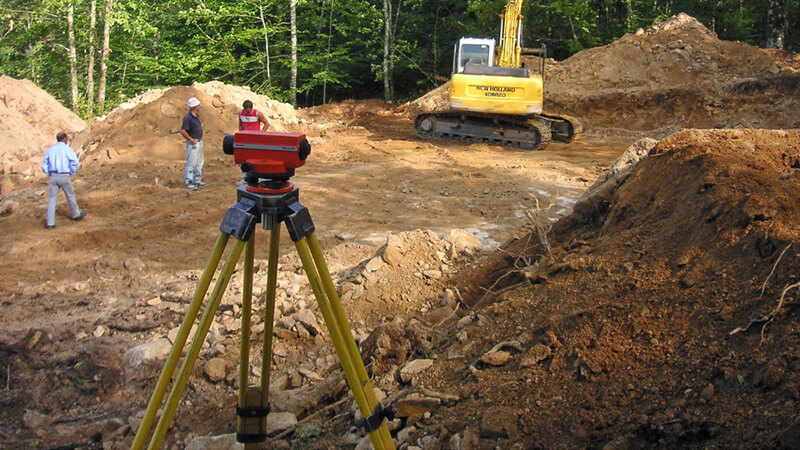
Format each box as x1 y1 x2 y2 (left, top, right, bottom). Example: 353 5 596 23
546 13 800 135
0 76 88 182
389 128 800 448
85 81 298 164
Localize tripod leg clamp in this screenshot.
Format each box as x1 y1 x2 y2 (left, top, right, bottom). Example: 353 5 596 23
220 197 259 241
284 201 315 242
357 403 396 433
235 403 270 443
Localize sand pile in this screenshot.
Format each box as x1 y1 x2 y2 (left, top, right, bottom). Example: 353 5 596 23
0 76 88 179
85 82 299 163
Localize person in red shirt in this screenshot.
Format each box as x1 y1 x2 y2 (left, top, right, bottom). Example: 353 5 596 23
238 100 270 131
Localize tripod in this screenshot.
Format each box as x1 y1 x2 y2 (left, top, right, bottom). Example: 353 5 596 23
132 182 395 449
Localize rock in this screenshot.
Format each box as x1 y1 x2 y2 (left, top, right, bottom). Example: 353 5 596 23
146 297 162 306
753 358 786 390
185 433 240 450
168 325 198 345
393 394 441 418
123 338 172 377
297 367 323 382
521 344 552 367
365 256 385 273
400 359 434 383
448 433 461 450
480 350 511 366
0 198 17 216
381 244 403 266
295 309 321 336
423 270 442 280
359 321 411 376
204 358 227 382
479 406 519 439
700 383 715 402
446 229 482 258
123 258 146 272
23 410 51 429
266 411 297 436
93 325 107 338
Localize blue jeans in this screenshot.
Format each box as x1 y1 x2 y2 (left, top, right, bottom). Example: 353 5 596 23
47 173 80 226
184 140 204 185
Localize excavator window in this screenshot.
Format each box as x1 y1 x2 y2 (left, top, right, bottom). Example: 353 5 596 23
460 44 491 71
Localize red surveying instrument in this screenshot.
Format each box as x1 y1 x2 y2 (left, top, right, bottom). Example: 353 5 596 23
133 131 396 449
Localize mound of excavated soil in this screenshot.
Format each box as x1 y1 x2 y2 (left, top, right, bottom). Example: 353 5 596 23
0 76 88 181
401 129 800 448
85 81 299 164
546 14 800 135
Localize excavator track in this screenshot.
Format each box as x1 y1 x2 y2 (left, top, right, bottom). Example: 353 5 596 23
539 113 582 142
414 112 552 151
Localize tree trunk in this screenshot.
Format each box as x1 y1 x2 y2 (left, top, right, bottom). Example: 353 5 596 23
258 5 271 83
98 0 112 113
323 0 333 104
767 0 786 49
625 0 632 30
87 0 96 116
290 0 297 106
68 2 79 112
383 0 392 102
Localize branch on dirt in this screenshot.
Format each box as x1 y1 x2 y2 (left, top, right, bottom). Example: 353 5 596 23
760 243 792 298
730 280 800 341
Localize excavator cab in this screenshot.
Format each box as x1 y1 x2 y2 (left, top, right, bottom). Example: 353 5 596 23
453 37 495 74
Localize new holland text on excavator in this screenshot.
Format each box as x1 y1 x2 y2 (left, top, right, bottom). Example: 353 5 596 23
414 0 581 150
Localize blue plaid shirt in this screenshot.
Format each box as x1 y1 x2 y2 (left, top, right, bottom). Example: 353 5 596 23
41 142 79 175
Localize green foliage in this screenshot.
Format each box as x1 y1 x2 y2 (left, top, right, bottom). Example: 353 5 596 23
1 0 798 112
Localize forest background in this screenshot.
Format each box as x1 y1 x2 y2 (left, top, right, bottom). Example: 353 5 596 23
1 0 797 119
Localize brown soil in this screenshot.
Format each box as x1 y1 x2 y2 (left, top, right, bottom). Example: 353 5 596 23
1 13 800 450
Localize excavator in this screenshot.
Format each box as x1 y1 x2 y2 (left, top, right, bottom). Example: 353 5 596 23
414 0 581 150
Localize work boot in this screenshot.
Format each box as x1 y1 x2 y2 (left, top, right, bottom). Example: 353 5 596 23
195 181 207 188
185 182 197 190
72 210 88 221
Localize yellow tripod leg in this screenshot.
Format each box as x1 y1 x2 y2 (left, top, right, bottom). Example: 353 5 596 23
132 232 230 450
294 237 395 450
147 238 247 449
238 237 255 438
260 227 280 412
307 233 395 449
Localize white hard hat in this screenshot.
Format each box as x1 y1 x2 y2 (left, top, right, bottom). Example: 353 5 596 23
187 97 200 108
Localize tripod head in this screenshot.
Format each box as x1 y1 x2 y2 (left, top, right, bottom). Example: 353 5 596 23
223 131 311 193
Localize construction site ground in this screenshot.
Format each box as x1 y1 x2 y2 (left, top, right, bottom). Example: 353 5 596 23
2 13 800 450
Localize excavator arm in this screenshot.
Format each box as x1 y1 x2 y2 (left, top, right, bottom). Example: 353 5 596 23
496 0 524 68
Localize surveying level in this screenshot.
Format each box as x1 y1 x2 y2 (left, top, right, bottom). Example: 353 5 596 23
132 131 395 449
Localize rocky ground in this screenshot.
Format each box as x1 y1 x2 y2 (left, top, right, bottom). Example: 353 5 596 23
1 13 800 450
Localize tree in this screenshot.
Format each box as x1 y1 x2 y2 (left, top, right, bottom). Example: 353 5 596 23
67 1 78 112
97 0 112 112
87 0 96 115
291 0 297 106
768 0 786 49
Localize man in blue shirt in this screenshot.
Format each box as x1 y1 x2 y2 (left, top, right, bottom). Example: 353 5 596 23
180 97 206 190
41 132 88 229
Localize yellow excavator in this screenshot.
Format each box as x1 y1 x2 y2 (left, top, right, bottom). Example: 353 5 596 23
414 0 581 150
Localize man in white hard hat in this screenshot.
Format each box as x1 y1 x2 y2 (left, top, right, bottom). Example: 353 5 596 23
179 97 206 190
